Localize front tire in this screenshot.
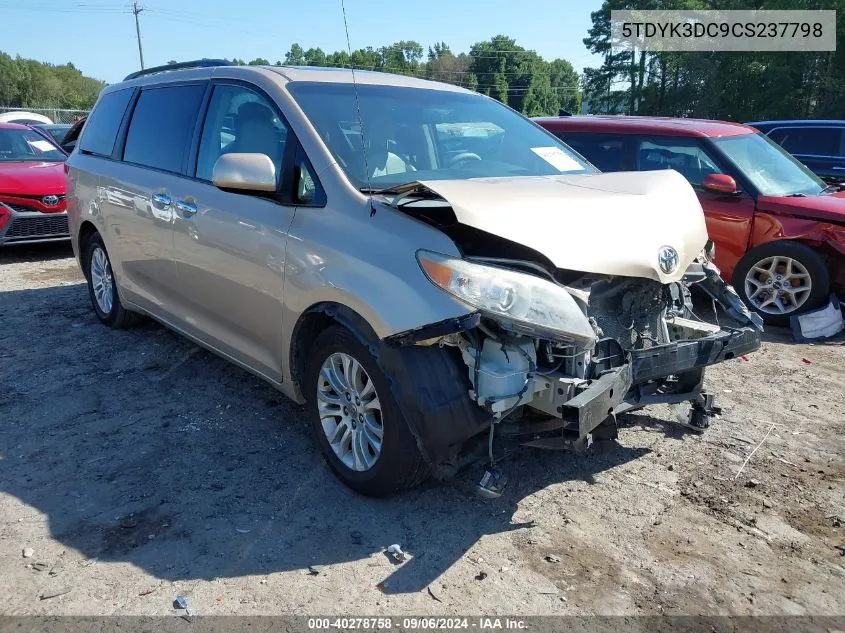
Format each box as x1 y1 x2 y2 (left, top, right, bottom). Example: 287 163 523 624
305 326 429 496
84 233 143 328
732 241 829 326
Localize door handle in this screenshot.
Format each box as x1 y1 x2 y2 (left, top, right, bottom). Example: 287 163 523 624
151 192 172 207
175 199 197 215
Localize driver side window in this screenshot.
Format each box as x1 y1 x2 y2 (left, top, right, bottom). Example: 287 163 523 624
196 85 288 183
636 137 722 186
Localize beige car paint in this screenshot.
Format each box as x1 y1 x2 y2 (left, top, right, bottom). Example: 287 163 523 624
67 64 709 407
413 170 708 284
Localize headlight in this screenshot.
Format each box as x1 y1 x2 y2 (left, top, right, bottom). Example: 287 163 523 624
417 250 596 347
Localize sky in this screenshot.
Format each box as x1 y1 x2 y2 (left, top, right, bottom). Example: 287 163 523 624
0 0 604 84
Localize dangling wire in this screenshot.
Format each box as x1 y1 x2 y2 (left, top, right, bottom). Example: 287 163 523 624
340 0 376 216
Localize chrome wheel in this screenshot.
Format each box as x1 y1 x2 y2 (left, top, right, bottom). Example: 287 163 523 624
90 246 114 315
316 352 383 472
744 255 812 315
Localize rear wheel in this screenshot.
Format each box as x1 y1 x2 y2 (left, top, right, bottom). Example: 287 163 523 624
305 326 429 496
733 241 829 326
84 233 143 328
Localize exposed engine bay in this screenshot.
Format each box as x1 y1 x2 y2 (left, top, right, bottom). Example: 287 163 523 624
379 176 763 475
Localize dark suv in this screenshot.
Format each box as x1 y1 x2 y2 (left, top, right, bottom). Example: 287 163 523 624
747 120 845 185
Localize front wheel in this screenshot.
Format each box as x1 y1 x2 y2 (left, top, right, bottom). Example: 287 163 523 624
305 326 429 496
732 241 830 326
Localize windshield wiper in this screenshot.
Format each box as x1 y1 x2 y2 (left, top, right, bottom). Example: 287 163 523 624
820 183 842 194
786 192 807 197
359 182 425 195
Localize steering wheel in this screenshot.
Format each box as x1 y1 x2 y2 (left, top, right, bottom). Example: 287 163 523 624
449 152 482 167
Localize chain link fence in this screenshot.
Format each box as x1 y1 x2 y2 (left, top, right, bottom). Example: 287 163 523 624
0 107 90 124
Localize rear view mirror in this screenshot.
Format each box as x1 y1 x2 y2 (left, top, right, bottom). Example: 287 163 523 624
702 173 738 194
212 153 276 192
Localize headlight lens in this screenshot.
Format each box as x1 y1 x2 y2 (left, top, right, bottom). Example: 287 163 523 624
417 250 596 347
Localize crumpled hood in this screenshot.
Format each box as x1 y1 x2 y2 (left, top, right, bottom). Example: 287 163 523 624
412 170 708 283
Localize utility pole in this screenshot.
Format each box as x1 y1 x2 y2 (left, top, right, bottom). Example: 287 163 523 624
132 1 145 70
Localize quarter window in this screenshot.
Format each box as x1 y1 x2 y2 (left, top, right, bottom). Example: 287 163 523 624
79 88 133 157
636 137 723 186
196 85 288 183
123 84 205 173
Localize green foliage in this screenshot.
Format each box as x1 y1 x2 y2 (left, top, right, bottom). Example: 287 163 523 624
582 0 845 118
0 52 105 109
274 37 581 116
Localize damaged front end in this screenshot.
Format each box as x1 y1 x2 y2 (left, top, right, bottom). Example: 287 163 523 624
379 173 762 476
386 244 761 471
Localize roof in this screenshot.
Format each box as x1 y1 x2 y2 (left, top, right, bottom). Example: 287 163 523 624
268 65 469 92
0 122 31 130
746 119 845 128
534 115 753 138
115 60 470 94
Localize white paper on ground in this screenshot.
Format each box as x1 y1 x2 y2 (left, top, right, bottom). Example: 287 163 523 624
794 298 844 341
530 146 584 173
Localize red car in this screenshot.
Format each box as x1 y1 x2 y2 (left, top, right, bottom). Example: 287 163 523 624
536 115 845 325
0 122 69 246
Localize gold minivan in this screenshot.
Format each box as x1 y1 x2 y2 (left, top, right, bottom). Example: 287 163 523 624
67 60 761 496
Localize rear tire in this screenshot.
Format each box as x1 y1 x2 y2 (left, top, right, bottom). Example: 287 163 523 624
84 233 143 328
732 241 829 326
305 326 429 496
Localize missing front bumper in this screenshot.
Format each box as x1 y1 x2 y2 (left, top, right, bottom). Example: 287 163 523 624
526 326 761 444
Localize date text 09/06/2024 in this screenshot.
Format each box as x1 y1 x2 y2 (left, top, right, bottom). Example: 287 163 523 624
308 617 529 630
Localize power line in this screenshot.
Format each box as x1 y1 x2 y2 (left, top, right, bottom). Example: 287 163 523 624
132 1 145 70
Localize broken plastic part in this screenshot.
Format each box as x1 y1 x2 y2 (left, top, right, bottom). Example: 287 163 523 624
697 261 764 330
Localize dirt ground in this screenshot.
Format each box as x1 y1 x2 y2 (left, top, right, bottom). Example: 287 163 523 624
0 242 843 617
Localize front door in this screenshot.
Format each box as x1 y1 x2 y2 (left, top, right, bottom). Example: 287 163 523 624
169 83 295 379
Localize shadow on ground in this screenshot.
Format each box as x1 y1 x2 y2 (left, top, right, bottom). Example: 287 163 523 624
0 241 74 264
2 284 652 595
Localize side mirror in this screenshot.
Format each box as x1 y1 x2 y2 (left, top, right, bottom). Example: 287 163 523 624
702 173 739 195
212 153 276 192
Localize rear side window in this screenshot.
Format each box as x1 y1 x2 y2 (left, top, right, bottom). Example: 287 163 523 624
558 133 625 172
769 127 841 156
79 88 133 156
123 84 205 173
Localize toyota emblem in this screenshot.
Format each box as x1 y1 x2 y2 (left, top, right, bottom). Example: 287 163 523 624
658 246 680 275
42 195 60 207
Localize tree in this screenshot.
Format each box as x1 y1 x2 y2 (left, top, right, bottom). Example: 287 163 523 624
0 52 104 109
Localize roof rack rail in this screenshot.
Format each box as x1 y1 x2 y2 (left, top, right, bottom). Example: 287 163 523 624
124 59 232 81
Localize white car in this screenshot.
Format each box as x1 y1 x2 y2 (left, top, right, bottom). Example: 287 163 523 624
0 111 53 125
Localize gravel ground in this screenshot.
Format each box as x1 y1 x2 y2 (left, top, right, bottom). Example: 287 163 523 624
0 243 843 617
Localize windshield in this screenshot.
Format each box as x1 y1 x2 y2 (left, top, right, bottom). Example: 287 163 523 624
287 82 594 190
0 128 66 162
711 133 824 197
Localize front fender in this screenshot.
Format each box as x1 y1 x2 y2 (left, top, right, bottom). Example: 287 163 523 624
280 203 474 382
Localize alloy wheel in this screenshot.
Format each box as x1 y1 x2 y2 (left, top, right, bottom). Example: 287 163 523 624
316 352 384 471
90 246 114 315
744 255 812 315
